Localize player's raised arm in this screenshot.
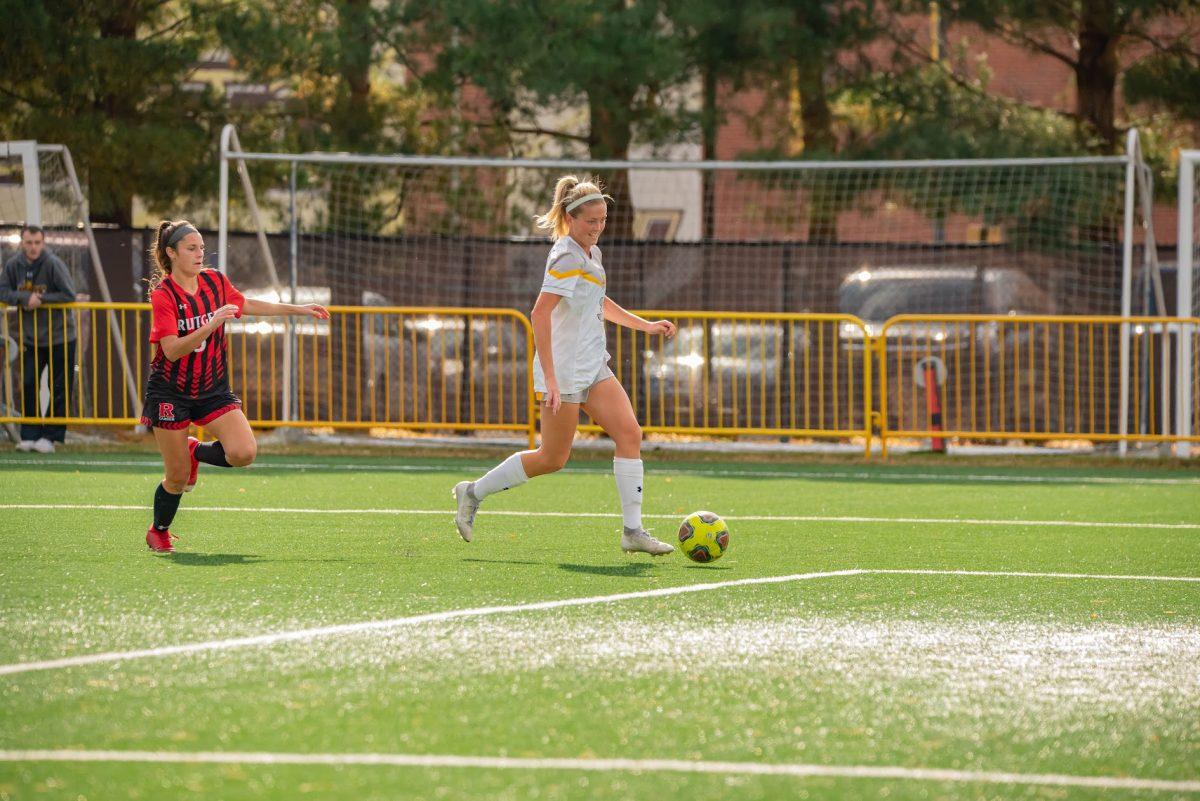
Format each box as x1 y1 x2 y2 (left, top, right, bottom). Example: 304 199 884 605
242 297 330 319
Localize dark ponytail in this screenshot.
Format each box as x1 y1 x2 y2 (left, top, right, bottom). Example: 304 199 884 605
147 219 191 293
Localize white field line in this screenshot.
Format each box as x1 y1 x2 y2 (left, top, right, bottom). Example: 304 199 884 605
4 502 1200 531
871 568 1200 583
0 749 1196 793
3 568 1198 679
3 456 1199 485
0 570 862 677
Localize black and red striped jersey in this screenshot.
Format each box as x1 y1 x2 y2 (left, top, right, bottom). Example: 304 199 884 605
147 270 245 397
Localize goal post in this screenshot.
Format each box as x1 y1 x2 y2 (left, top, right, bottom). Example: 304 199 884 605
1179 151 1199 457
0 140 141 427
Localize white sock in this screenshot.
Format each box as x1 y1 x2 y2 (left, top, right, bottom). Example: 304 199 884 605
613 457 644 530
472 450 531 500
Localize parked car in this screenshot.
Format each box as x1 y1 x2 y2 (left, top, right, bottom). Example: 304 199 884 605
634 264 1084 438
364 311 528 426
633 319 867 433
834 265 1128 437
225 287 530 426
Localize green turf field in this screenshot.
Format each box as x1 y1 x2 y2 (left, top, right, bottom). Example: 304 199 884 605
1 452 1198 800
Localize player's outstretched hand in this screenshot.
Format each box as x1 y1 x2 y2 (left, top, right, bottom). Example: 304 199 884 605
301 304 330 320
647 319 677 339
542 386 562 415
209 304 240 327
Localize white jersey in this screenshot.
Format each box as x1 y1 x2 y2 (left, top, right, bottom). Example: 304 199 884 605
532 236 609 394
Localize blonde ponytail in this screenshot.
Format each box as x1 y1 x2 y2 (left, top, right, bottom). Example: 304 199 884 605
534 175 611 239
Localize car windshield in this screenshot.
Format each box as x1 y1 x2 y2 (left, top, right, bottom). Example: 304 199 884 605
839 270 982 321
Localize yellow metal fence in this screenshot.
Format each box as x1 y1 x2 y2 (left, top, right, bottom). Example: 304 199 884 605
0 302 146 425
597 312 873 457
876 314 1200 454
223 306 534 441
3 303 1197 454
1 304 536 445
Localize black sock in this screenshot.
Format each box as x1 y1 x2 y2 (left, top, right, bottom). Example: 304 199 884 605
153 482 182 531
194 441 232 468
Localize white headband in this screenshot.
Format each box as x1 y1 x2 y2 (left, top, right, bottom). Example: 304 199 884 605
565 193 606 213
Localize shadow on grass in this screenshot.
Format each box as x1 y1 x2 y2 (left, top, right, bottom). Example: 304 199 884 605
558 562 658 577
159 551 359 566
161 552 267 566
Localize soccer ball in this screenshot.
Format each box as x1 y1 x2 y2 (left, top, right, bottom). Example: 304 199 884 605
677 511 729 563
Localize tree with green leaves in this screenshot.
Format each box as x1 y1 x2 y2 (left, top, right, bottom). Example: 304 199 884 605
663 1 761 238
0 0 221 226
215 0 425 154
408 0 690 238
1124 42 1200 124
214 0 450 239
938 0 1200 150
733 0 885 242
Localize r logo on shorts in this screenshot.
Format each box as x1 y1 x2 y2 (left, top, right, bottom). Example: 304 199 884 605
158 402 176 422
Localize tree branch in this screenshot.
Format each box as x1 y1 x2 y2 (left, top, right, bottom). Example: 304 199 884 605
144 14 193 42
887 34 1080 125
995 24 1077 68
468 119 590 143
0 82 44 107
1121 25 1200 60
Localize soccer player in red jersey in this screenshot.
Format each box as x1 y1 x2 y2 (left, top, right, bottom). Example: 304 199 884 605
140 220 329 552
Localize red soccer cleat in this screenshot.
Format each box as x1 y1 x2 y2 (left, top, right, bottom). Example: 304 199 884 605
146 526 177 553
185 436 200 492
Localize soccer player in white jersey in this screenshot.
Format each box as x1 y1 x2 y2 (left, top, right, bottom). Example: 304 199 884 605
453 175 677 555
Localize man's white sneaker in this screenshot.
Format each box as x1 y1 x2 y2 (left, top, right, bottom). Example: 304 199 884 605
621 527 674 556
452 481 480 542
32 438 55 454
16 440 35 452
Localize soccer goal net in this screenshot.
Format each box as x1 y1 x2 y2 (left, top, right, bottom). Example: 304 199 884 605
218 131 1157 322
0 142 95 293
0 141 140 431
217 126 1185 449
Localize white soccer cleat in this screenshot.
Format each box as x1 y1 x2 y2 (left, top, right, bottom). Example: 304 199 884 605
621 527 674 556
452 481 480 542
32 438 55 454
16 440 36 452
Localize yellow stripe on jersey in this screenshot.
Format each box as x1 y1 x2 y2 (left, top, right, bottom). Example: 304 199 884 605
548 267 605 286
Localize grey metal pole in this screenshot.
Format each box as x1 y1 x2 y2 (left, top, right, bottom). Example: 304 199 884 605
1179 154 1197 458
1118 131 1136 456
219 125 232 274
288 161 299 422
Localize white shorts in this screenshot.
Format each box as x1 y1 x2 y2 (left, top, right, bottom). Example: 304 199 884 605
538 364 615 405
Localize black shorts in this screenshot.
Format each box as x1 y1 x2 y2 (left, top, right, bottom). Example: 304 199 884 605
140 390 241 430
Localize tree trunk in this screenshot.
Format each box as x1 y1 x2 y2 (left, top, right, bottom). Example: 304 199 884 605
329 0 375 422
337 0 374 150
587 90 636 241
1076 0 1119 149
795 57 837 243
93 5 140 226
